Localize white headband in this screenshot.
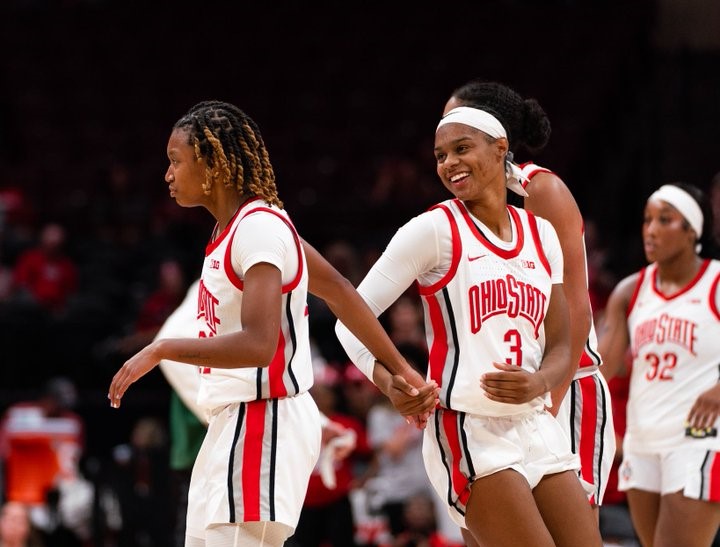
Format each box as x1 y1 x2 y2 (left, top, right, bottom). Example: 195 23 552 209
648 184 703 238
436 106 507 139
436 106 528 197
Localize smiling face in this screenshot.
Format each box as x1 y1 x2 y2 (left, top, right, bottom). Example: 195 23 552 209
165 127 208 208
642 199 696 263
433 122 507 203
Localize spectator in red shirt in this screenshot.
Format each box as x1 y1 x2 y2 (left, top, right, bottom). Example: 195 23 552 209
0 377 92 546
11 223 78 314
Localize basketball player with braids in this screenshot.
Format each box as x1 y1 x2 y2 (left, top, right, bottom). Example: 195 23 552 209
336 100 602 544
445 80 616 528
107 100 436 547
598 182 720 547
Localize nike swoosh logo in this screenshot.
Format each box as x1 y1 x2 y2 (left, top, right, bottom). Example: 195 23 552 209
468 254 487 261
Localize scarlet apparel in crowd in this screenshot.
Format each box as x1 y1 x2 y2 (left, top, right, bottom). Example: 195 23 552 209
303 413 371 507
0 399 84 503
12 223 78 313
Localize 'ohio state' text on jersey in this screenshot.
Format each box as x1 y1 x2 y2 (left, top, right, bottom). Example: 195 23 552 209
418 198 561 416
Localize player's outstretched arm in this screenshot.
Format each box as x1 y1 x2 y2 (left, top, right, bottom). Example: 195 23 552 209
302 238 437 422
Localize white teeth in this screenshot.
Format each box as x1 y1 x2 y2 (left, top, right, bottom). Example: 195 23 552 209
450 173 468 182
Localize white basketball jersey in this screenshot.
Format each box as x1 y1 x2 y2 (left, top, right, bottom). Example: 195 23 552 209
196 198 313 410
519 162 602 375
418 198 561 416
625 259 720 451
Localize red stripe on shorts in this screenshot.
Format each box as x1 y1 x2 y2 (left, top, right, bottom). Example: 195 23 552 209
242 400 267 521
709 452 720 502
578 375 599 503
442 410 470 506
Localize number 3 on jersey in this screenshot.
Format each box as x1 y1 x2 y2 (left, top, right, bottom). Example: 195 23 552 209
504 329 523 366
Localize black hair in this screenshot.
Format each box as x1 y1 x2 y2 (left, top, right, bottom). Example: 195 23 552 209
450 79 551 155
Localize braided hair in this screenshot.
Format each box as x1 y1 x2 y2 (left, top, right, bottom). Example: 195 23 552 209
173 101 283 208
450 80 551 155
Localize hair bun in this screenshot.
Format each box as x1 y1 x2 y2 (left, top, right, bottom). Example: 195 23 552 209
521 98 551 152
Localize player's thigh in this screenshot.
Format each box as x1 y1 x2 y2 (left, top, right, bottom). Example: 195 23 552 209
465 469 554 547
205 522 293 547
461 527 481 547
625 488 661 547
533 470 602 547
655 491 720 547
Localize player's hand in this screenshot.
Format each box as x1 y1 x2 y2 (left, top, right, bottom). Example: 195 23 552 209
479 362 546 404
108 342 162 408
686 384 720 430
384 374 439 429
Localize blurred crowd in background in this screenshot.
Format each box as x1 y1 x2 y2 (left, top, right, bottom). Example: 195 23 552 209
1 0 719 545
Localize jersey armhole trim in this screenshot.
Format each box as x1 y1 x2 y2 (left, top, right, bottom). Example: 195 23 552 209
417 203 461 296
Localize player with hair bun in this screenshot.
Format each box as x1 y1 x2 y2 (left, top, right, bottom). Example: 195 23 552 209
446 79 616 526
337 89 602 545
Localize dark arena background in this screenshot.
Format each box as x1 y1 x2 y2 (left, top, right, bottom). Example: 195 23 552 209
0 0 719 545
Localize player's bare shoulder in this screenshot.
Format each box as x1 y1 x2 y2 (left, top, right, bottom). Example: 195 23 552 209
524 171 583 239
607 272 641 312
525 171 579 216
